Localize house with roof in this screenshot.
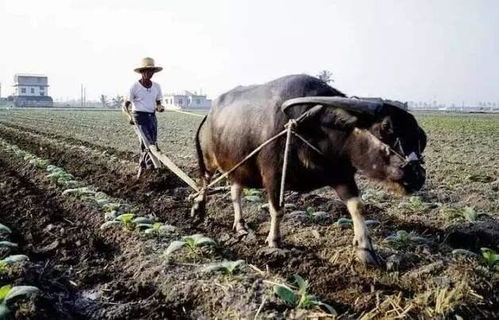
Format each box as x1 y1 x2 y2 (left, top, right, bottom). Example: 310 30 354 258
12 73 53 107
164 90 211 110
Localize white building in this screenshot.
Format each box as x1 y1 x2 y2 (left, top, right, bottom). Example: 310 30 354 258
12 74 53 107
164 90 212 110
13 74 50 96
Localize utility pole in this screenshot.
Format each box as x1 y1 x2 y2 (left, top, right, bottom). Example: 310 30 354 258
80 84 87 108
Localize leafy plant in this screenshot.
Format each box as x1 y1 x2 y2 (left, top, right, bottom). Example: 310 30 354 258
100 214 153 231
303 207 329 221
165 234 217 256
0 255 29 264
0 255 29 272
23 154 47 169
46 167 77 186
0 241 18 249
273 275 336 315
0 224 11 234
0 284 40 318
399 196 436 212
365 219 381 227
243 188 262 202
104 211 117 221
467 173 494 183
384 230 430 249
441 206 488 223
480 248 499 271
335 217 353 228
28 158 49 168
102 202 121 213
62 187 96 198
201 260 245 276
141 222 176 237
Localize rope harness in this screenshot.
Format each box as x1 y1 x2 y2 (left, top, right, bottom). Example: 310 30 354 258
188 116 325 201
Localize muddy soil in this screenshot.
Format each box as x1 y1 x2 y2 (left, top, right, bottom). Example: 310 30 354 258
1 121 498 319
0 152 192 320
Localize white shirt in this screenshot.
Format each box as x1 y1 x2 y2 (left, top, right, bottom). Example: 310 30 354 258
128 81 163 113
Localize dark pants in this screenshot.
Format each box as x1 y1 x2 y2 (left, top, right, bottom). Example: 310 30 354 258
132 112 158 169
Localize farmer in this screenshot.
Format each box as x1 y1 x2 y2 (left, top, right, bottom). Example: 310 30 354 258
123 57 166 179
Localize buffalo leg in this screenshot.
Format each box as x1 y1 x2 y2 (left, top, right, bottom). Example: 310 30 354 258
335 183 380 265
230 183 248 235
264 180 283 248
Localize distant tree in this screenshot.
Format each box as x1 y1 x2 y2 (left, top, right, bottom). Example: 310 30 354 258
111 95 125 109
100 94 109 108
316 70 334 83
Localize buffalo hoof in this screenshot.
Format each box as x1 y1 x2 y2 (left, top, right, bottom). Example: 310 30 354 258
355 247 381 266
265 236 282 248
236 228 249 238
258 246 289 259
353 236 381 266
190 200 206 224
232 221 248 236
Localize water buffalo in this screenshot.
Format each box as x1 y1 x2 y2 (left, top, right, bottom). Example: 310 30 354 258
192 74 426 265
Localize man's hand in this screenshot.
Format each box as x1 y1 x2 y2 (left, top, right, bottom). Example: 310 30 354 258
127 115 134 125
156 104 165 112
122 101 134 125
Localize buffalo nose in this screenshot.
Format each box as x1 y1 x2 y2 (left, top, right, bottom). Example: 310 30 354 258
403 163 426 192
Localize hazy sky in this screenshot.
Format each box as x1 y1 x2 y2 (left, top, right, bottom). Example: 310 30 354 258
0 0 498 104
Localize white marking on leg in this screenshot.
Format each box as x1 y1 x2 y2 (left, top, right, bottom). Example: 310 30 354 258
266 201 283 247
231 183 246 233
346 197 378 264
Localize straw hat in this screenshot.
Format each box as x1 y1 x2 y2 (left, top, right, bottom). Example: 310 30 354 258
134 57 163 73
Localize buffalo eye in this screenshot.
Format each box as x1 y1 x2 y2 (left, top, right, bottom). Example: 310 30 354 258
380 117 393 137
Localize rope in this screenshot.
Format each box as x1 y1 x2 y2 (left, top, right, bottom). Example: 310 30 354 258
292 131 324 155
189 119 326 203
203 129 288 190
165 109 206 118
361 129 407 163
279 120 297 207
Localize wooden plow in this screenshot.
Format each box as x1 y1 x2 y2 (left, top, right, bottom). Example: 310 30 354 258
133 124 200 192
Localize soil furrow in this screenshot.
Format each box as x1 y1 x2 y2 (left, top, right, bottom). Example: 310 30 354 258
0 149 195 319
1 122 497 318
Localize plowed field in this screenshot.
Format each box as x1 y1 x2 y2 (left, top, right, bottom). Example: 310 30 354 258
0 109 497 319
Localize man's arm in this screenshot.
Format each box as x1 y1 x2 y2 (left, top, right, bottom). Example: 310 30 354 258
122 100 134 124
155 85 165 112
123 85 135 124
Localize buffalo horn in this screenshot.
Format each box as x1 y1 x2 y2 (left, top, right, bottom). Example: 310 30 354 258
281 96 384 116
